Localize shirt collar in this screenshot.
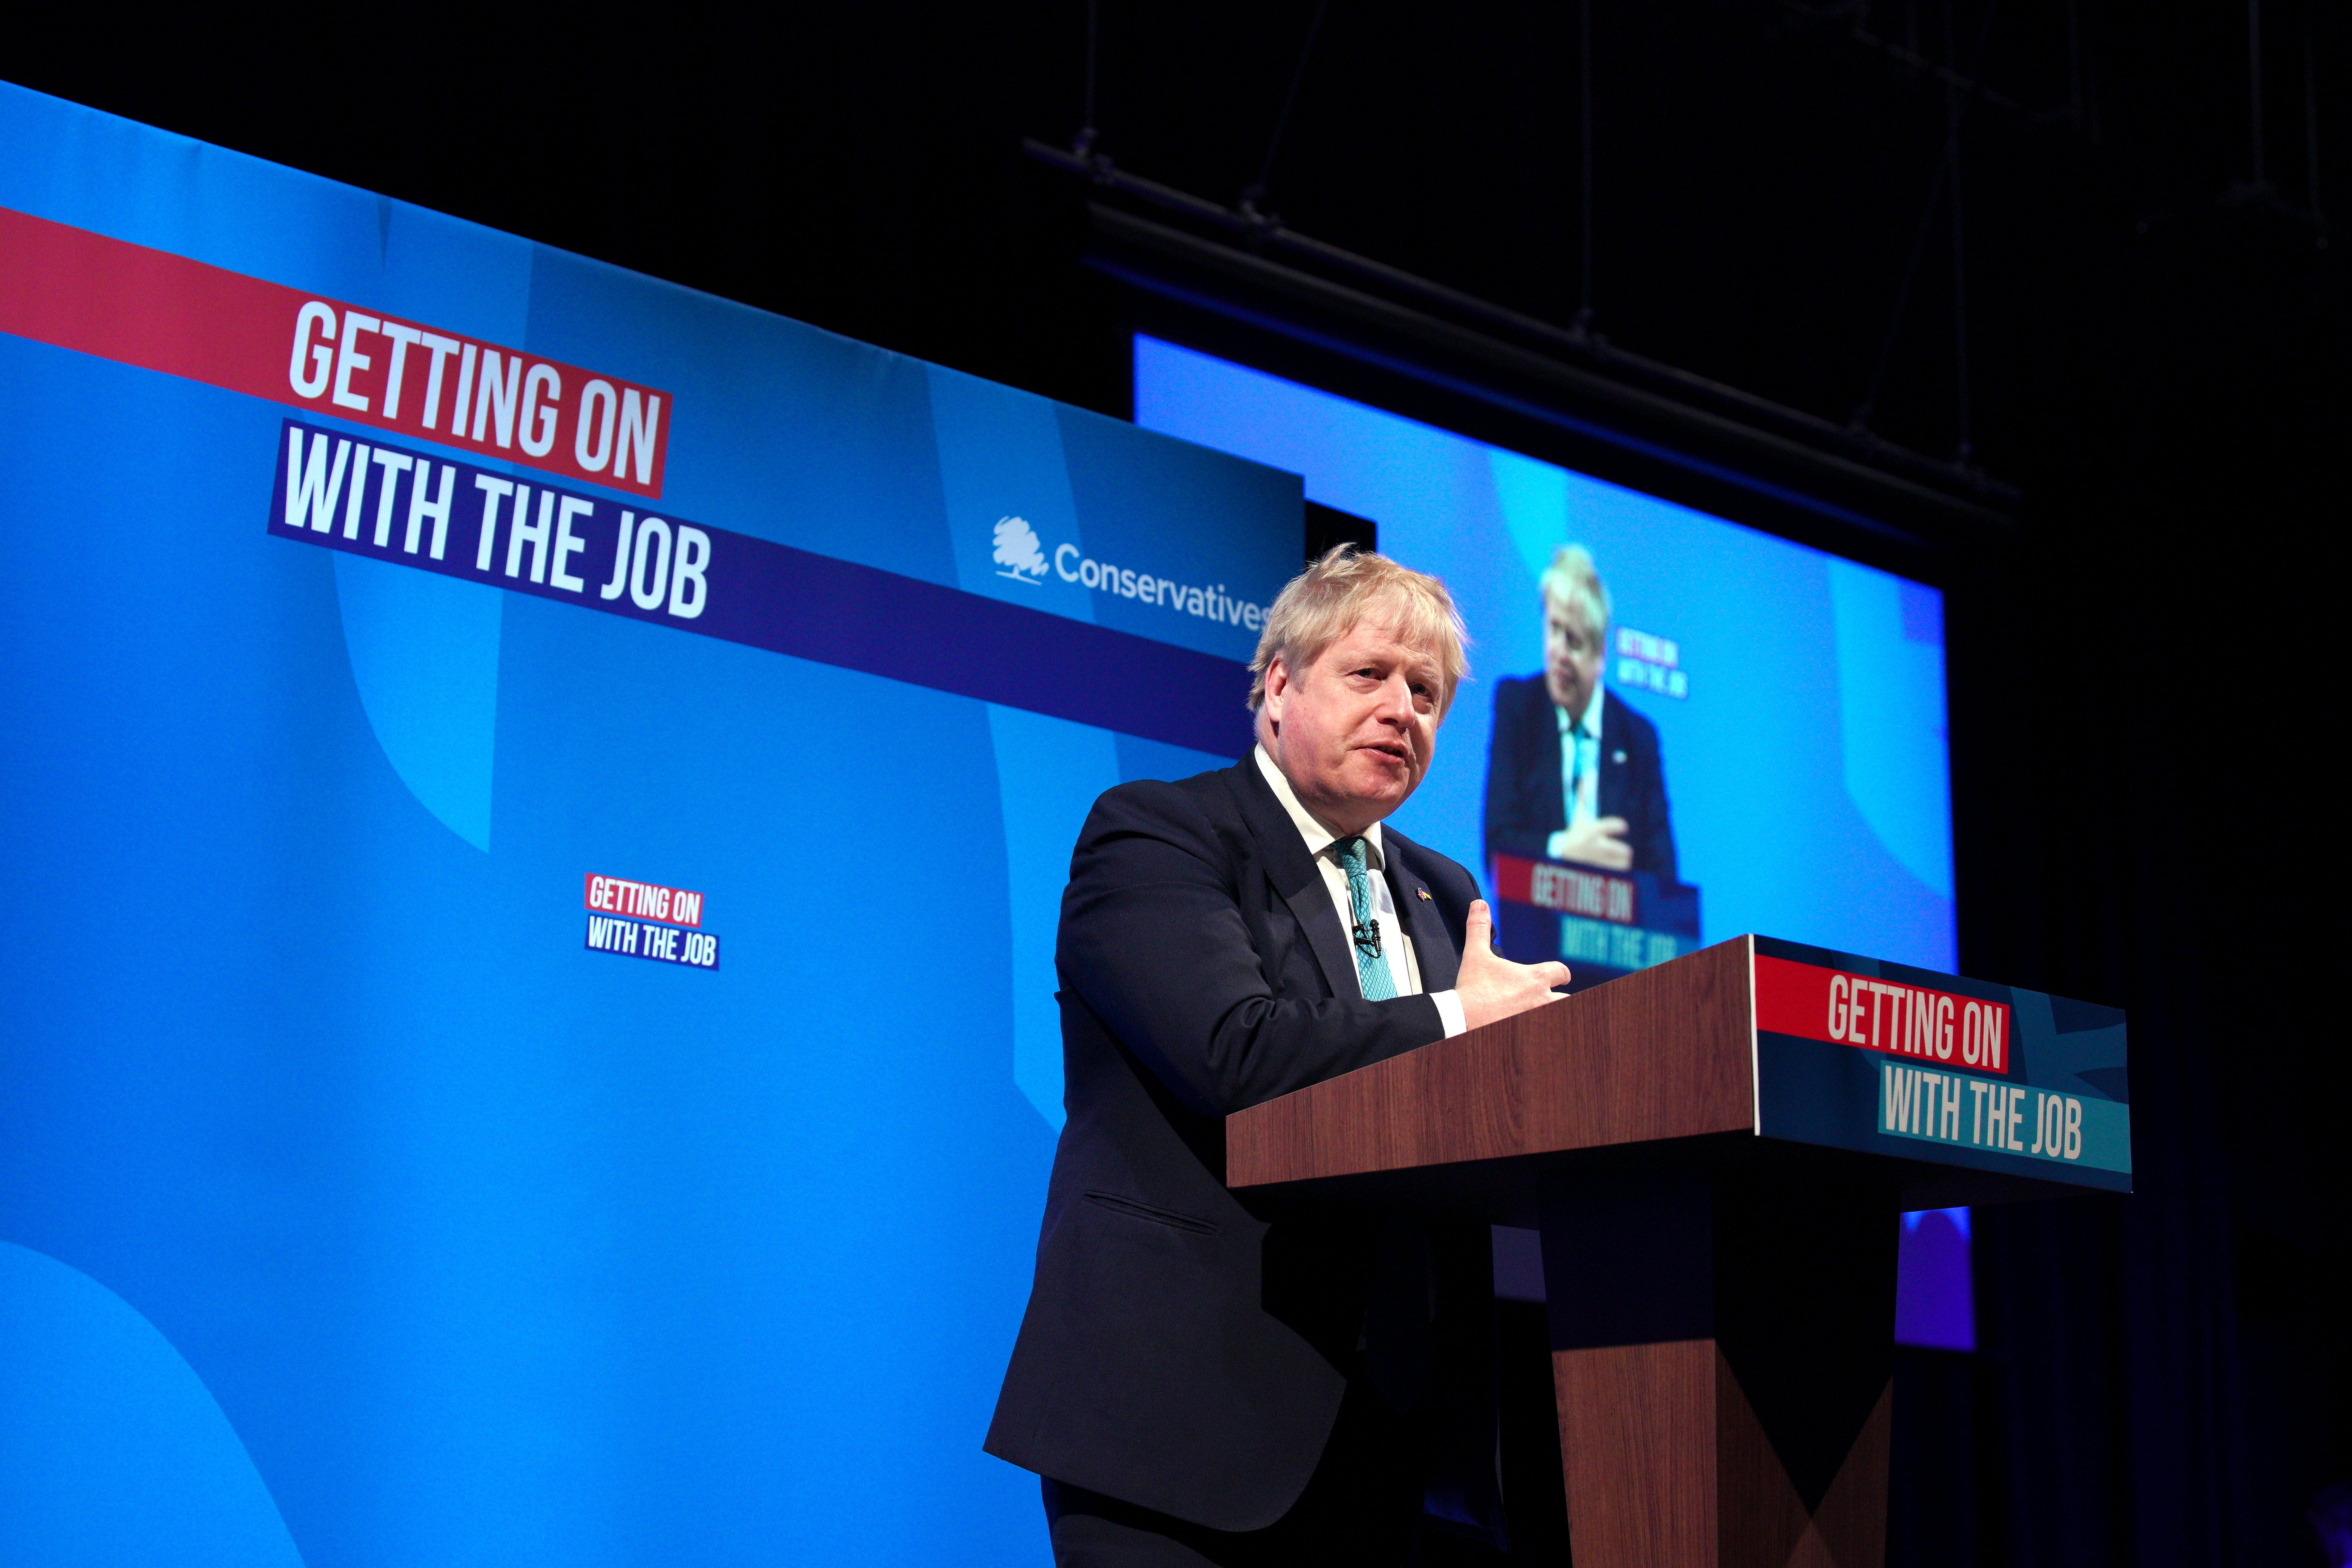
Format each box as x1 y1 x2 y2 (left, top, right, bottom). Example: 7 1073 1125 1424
1555 681 1606 739
1254 745 1384 867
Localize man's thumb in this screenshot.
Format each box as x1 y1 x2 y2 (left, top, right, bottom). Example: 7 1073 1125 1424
1465 898 1492 947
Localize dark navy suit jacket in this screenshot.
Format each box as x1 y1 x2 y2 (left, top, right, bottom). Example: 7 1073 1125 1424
983 755 1481 1532
1483 677 1677 880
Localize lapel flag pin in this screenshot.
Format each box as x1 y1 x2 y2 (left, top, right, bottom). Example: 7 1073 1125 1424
1416 887 1432 901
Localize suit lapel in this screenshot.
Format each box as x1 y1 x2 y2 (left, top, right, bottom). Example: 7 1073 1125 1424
1531 688 1569 835
1227 757 1356 1000
1384 836 1462 991
1597 689 1628 820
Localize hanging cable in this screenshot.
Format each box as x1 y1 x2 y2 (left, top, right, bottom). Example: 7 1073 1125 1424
1074 0 1103 158
2250 0 2269 191
1948 34 1972 461
1850 0 2002 438
1243 0 1331 220
1576 0 1596 333
2065 0 2084 134
2304 0 2323 220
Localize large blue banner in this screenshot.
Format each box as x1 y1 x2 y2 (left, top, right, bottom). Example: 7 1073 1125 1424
0 84 1302 1567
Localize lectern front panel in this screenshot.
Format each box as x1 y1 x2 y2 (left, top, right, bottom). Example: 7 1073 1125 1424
1749 935 2132 1194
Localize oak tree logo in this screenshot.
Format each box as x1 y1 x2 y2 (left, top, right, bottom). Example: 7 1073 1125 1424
992 515 1049 583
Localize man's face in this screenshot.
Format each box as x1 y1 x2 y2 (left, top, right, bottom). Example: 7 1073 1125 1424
1261 617 1443 837
1543 589 1604 715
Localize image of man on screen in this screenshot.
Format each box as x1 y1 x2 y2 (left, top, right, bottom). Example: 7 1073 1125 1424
986 548 1572 1566
1483 545 1678 879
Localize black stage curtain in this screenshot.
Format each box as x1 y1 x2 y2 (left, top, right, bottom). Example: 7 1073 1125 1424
1945 192 2343 1566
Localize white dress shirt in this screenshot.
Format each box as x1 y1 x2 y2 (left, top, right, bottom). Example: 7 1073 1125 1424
1544 681 1607 863
1253 747 1468 1037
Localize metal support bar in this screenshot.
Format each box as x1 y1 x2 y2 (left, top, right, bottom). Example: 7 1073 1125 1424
1777 1 2063 122
1023 140 2018 526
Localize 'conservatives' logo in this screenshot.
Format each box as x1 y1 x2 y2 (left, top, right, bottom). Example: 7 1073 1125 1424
993 516 1049 583
983 519 1270 633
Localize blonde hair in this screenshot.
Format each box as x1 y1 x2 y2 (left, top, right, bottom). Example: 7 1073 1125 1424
1247 546 1468 714
1539 544 1611 644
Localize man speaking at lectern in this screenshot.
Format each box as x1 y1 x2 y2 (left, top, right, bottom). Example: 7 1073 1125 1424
987 548 1572 1566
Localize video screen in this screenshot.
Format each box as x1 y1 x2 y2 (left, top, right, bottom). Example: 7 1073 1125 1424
1134 336 1957 981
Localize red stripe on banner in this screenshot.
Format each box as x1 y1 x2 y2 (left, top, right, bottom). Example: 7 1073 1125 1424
1753 953 2011 1074
0 204 672 497
1489 854 1638 924
0 203 290 397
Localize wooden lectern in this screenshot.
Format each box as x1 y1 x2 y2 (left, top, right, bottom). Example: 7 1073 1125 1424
1227 935 2131 1568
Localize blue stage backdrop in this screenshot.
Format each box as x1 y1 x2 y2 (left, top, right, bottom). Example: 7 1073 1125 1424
0 85 1303 1568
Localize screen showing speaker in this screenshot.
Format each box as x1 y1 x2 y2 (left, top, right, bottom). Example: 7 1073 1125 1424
1133 335 1958 982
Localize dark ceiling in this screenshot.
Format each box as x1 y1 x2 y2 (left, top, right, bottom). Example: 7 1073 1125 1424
8 2 2336 467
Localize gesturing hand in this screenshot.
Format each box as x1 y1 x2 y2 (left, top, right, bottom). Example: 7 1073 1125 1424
1455 899 1572 1031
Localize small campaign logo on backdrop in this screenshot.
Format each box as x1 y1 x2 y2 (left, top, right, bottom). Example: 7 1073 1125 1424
584 873 719 970
1618 625 1693 701
1613 626 1688 700
993 516 1048 583
1016 523 1271 636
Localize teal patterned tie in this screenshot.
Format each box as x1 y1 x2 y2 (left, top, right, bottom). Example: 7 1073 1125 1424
1565 716 1593 819
1333 836 1399 1002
